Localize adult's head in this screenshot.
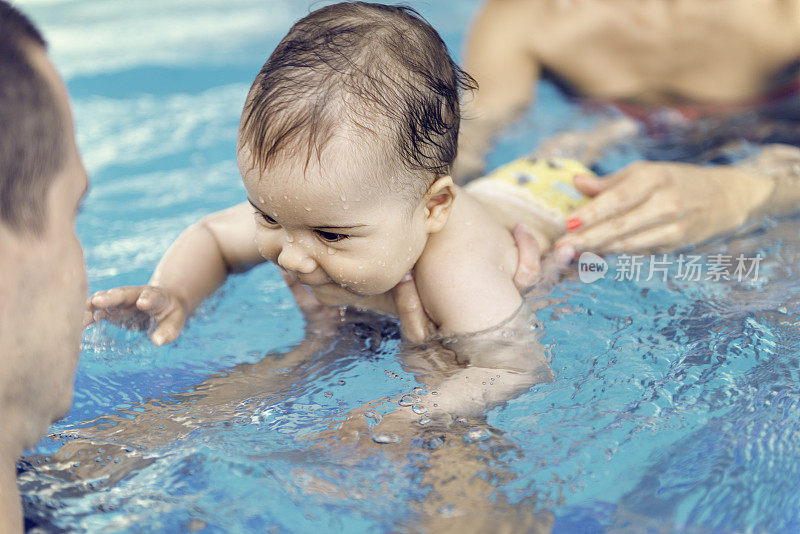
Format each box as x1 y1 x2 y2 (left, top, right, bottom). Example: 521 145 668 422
0 0 87 460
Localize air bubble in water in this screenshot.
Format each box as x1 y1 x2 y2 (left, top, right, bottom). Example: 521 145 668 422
364 410 382 424
466 428 491 441
372 433 401 444
398 394 419 407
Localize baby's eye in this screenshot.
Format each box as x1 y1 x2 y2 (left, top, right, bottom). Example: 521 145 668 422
315 229 348 242
254 211 279 226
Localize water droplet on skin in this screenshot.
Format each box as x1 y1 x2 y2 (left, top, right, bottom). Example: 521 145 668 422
372 433 401 444
364 410 382 424
283 195 288 200
304 207 311 212
286 235 294 243
412 405 427 415
343 205 349 210
258 196 265 203
327 247 336 255
417 416 431 426
398 394 420 407
412 386 425 395
498 265 504 271
340 195 347 202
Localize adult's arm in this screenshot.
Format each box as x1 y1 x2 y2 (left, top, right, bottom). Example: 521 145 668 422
555 145 800 253
454 0 541 183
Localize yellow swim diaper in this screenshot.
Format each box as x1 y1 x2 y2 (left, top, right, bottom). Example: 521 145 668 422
465 157 591 243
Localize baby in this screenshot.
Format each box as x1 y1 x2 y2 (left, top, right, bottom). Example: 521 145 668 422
87 3 585 366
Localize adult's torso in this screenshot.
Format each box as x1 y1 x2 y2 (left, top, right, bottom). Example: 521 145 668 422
526 0 800 105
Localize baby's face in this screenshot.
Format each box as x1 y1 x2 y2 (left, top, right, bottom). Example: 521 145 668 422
239 141 431 306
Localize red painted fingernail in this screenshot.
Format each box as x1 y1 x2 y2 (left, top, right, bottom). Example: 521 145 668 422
566 217 582 231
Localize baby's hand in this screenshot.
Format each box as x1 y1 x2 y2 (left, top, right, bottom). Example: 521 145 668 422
85 286 187 346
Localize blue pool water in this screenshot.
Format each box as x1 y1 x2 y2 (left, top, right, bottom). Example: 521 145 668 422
17 1 800 532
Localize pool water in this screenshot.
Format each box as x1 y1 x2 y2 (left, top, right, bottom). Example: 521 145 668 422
17 1 800 532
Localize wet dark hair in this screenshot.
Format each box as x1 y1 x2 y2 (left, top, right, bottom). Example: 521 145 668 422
239 2 475 197
0 0 66 233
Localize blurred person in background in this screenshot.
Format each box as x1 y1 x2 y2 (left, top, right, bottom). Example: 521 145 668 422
456 0 800 254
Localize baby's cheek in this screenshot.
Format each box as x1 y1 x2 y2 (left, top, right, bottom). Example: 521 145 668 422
254 231 280 262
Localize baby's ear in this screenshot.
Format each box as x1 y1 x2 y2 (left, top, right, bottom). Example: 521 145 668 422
423 176 456 233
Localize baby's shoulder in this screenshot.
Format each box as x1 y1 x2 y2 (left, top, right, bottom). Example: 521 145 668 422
413 195 521 334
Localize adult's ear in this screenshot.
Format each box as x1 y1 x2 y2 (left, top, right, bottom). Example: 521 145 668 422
423 175 456 233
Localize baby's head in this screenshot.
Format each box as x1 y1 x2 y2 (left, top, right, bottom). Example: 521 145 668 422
237 2 474 305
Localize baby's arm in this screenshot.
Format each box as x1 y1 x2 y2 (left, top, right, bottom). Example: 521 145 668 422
413 233 522 336
87 202 266 344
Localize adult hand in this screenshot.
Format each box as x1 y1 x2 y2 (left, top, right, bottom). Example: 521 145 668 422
555 161 775 253
393 223 572 343
536 117 639 167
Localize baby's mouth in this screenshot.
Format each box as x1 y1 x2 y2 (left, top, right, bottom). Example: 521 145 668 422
287 272 331 287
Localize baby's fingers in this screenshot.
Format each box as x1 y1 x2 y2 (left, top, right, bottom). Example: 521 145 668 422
88 286 147 311
149 307 186 346
135 286 174 315
83 309 95 328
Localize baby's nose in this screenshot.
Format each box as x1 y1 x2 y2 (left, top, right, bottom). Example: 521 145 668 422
276 241 317 274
